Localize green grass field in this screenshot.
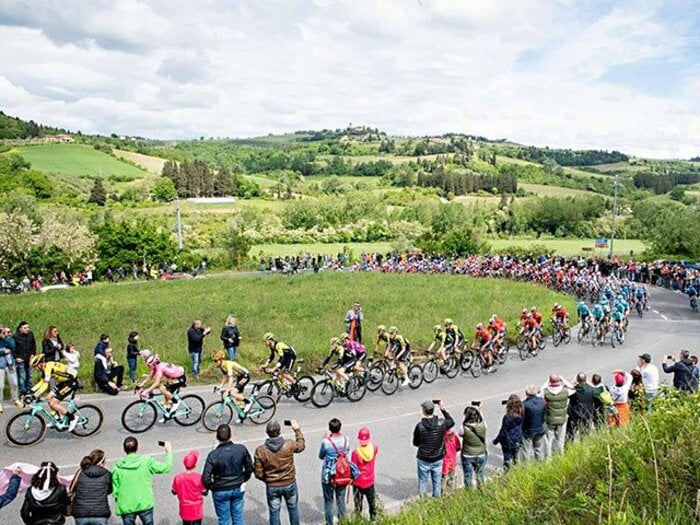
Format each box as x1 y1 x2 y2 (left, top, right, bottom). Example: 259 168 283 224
251 242 395 258
0 273 573 388
490 238 645 257
7 144 146 179
520 183 599 198
113 149 167 174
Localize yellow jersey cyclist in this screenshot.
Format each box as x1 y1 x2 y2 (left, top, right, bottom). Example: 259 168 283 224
29 354 80 431
387 327 411 385
212 351 251 410
319 337 357 388
427 325 448 363
260 333 297 386
374 325 390 354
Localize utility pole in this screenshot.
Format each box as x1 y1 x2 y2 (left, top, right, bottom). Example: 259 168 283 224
176 198 183 249
609 172 618 259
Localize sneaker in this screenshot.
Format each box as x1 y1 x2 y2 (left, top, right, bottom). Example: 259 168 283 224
242 399 252 414
67 413 78 432
401 376 409 386
14 400 24 409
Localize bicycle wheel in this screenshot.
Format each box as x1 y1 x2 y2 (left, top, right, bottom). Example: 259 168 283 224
258 380 282 402
552 331 562 347
470 356 483 378
71 404 104 437
563 329 572 344
346 376 367 402
311 380 336 408
577 326 585 343
422 360 439 384
174 395 205 426
121 400 157 433
515 334 525 352
443 356 459 379
248 395 276 424
6 411 47 446
610 330 617 348
459 351 474 371
381 371 399 395
496 345 509 365
408 364 423 389
202 401 234 431
519 342 529 361
293 375 315 402
367 363 385 392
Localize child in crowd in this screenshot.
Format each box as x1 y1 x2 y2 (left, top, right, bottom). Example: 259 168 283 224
351 426 378 521
171 450 206 525
62 344 80 376
442 428 461 492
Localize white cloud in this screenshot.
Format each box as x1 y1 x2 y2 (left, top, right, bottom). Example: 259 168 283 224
0 0 698 158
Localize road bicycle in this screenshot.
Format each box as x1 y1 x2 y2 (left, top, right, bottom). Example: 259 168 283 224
468 344 498 378
6 392 103 446
421 350 459 383
310 368 367 408
381 358 423 395
577 317 592 344
121 387 205 433
491 336 510 365
551 318 572 347
635 300 644 318
201 388 276 430
252 362 314 403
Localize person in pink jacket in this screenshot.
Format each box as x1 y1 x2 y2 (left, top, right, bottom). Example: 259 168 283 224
442 428 461 492
350 427 378 520
171 451 207 525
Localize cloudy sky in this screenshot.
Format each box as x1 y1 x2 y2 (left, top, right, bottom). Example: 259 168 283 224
1 0 698 158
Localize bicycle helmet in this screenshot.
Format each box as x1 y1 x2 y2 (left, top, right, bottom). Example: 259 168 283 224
140 349 152 359
526 313 533 319
553 303 560 309
146 354 160 367
340 333 350 340
531 306 537 312
263 332 275 341
444 318 453 325
29 354 45 368
434 324 442 333
476 322 483 330
212 350 226 361
388 326 398 334
330 337 341 346
578 300 586 307
522 308 527 314
377 325 386 332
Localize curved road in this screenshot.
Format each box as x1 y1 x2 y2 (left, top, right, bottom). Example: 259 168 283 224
0 287 697 524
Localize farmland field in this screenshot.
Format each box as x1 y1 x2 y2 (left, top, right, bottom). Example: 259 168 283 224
520 183 599 197
113 149 167 174
490 238 645 256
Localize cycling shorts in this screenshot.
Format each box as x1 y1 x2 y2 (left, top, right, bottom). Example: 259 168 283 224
278 351 296 373
479 341 491 352
51 378 80 401
340 358 358 373
166 375 187 394
234 374 250 392
394 349 410 363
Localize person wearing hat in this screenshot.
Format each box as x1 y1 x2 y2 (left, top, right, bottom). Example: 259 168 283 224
413 399 454 498
609 371 633 427
540 374 573 457
636 353 659 405
172 451 206 525
351 427 378 520
254 419 305 525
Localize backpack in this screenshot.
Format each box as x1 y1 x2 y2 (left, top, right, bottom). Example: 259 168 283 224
329 437 352 487
596 387 618 417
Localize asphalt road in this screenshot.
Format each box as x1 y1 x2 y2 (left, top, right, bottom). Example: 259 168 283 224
0 286 697 524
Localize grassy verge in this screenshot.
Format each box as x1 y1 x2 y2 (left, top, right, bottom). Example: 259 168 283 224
0 273 573 388
251 242 395 258
490 238 645 257
350 389 700 524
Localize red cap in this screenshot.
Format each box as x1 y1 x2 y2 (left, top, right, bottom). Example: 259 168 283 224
183 451 199 469
614 373 625 386
357 427 371 446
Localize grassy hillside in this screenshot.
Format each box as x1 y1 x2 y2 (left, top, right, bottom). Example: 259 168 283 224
520 183 601 198
7 144 145 179
362 389 700 525
0 273 573 387
490 238 645 256
112 149 166 174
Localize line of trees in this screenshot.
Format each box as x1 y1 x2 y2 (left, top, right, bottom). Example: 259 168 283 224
0 111 67 139
416 168 517 195
503 146 628 166
632 170 700 194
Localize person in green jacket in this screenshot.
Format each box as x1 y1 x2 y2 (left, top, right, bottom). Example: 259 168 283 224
112 436 173 525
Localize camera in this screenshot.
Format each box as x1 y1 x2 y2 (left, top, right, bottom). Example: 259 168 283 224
284 420 292 426
432 399 441 405
501 400 508 405
158 441 165 447
471 400 481 407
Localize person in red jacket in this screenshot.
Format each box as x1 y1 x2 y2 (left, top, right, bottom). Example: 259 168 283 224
171 451 207 525
351 427 378 521
441 428 461 493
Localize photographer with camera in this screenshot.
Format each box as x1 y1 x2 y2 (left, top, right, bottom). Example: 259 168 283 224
459 401 487 489
413 399 454 498
662 350 698 393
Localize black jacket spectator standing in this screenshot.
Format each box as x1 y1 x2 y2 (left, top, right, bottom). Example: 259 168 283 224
412 400 454 498
663 351 698 392
72 450 112 521
187 320 211 377
21 461 69 525
567 374 596 439
42 326 63 362
521 386 546 462
14 322 36 394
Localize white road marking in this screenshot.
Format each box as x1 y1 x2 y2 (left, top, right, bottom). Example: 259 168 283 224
661 314 668 320
652 309 659 315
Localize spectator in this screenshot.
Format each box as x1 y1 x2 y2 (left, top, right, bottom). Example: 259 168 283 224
13 321 36 394
94 334 110 357
220 316 241 362
318 418 351 525
203 424 253 525
351 426 378 520
172 451 206 525
62 343 81 376
254 419 305 525
691 356 700 383
126 331 141 383
42 326 63 362
72 449 112 524
94 347 124 395
566 373 596 441
112 437 173 525
493 394 524 470
21 461 69 524
609 371 633 427
591 374 614 426
344 302 364 343
628 369 646 415
413 399 454 498
541 374 572 457
441 428 460 493
520 384 546 462
0 326 21 412
636 353 659 403
0 465 22 509
662 350 698 393
187 320 211 377
459 404 487 488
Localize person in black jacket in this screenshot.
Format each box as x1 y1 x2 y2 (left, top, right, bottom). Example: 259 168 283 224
14 321 36 394
520 385 546 462
493 395 524 470
21 461 69 525
203 424 253 525
663 350 698 392
42 326 64 362
126 331 140 383
412 399 454 498
72 449 112 524
220 316 241 361
566 372 596 441
93 347 124 396
187 320 211 377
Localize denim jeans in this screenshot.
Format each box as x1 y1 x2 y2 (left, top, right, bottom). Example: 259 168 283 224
321 482 346 525
183 521 202 525
266 481 299 525
121 509 154 525
461 453 487 488
226 347 238 361
212 487 245 525
127 357 138 382
416 458 443 497
75 518 110 525
189 352 201 376
502 448 518 471
16 360 32 394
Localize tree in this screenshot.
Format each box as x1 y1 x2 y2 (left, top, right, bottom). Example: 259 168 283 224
88 178 107 206
669 185 686 202
152 178 178 202
224 225 251 266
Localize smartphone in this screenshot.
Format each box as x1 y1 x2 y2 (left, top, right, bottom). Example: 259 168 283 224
158 441 165 447
432 399 440 404
501 400 508 405
284 420 292 426
471 401 481 406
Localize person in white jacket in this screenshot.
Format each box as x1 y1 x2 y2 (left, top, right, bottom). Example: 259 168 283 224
609 371 633 427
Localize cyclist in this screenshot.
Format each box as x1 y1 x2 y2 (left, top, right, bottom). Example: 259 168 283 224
591 302 606 338
531 306 543 333
374 325 390 354
320 337 356 387
212 350 250 410
577 300 591 328
427 325 448 364
472 323 494 371
387 327 411 385
138 353 186 409
29 353 80 431
340 332 367 372
523 314 539 352
443 318 464 352
488 315 507 353
261 333 297 387
600 298 611 328
519 308 529 326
